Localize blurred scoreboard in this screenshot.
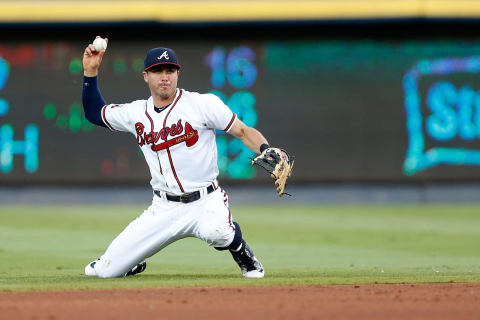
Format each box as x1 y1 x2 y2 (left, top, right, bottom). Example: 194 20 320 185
2 39 480 184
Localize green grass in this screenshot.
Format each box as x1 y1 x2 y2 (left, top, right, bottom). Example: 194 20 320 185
0 204 479 291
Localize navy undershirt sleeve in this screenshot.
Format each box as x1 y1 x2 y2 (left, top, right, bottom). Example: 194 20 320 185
82 76 107 128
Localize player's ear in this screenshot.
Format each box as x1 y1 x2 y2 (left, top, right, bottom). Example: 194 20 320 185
142 71 148 83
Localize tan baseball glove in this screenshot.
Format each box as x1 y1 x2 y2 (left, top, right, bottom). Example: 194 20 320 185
251 147 294 197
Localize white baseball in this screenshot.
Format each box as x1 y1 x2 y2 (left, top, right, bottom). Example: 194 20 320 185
93 38 107 51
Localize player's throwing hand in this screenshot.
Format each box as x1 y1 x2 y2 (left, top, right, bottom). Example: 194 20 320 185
83 36 108 77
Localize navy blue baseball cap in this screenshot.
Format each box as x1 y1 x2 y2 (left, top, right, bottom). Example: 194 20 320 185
144 47 181 71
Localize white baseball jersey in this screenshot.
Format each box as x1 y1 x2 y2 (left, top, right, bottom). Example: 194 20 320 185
100 89 237 195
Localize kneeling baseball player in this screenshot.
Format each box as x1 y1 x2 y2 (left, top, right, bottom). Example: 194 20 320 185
81 37 293 278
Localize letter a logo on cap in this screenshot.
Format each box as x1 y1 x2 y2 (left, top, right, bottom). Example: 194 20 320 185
158 51 170 60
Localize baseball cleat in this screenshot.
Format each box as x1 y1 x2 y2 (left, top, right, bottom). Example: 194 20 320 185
84 259 99 276
230 241 265 278
125 261 147 276
85 259 147 277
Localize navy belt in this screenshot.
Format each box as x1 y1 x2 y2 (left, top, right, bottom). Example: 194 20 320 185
154 184 215 203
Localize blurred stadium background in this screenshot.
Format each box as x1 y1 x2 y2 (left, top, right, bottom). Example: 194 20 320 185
1 0 480 204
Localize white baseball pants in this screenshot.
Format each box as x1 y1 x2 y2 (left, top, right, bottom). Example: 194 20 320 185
92 187 234 278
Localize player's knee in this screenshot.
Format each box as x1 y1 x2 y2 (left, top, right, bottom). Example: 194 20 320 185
207 228 235 248
197 217 235 248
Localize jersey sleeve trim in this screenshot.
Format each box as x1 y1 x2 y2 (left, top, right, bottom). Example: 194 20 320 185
224 113 237 132
101 105 115 131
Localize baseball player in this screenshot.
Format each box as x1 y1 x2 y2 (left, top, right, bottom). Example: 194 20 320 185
81 37 283 278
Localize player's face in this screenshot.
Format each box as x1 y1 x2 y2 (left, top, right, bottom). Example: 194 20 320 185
143 65 179 100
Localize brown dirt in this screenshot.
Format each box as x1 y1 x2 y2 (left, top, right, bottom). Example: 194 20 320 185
0 283 479 320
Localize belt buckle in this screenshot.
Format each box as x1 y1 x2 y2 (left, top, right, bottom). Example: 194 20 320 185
179 194 190 203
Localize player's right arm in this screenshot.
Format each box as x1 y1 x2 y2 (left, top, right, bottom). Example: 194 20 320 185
82 37 108 128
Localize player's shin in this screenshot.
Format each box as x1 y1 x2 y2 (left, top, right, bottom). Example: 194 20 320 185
215 222 264 278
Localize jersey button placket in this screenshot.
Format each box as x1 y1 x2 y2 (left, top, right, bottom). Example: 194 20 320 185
159 152 176 192
155 150 169 189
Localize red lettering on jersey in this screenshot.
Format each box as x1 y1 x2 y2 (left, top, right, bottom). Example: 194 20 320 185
152 132 160 143
135 119 195 149
144 132 154 144
162 127 171 140
175 120 183 135
135 122 146 146
151 121 198 151
158 120 185 141
135 122 145 135
137 135 145 147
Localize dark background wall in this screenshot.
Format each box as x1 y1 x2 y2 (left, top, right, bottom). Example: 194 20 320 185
1 21 480 185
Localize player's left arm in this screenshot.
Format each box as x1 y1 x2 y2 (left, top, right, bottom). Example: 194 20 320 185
228 119 269 154
229 117 294 196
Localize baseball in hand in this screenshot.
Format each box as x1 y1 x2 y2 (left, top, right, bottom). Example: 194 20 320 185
93 37 107 51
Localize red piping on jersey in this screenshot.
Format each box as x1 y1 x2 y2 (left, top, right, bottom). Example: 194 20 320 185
223 189 234 230
145 110 154 131
228 209 234 230
162 90 184 193
155 152 163 175
145 108 162 174
224 113 236 132
166 148 184 192
163 90 182 128
101 105 115 131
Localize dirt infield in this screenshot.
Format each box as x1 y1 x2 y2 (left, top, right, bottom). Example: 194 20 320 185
1 283 479 320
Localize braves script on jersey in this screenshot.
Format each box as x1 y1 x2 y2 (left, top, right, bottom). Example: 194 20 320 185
101 89 236 194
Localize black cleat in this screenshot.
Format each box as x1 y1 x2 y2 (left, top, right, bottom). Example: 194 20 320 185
125 261 147 276
230 241 264 278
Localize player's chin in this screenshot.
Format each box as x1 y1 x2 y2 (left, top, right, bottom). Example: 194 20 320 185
158 92 172 99
158 88 175 99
